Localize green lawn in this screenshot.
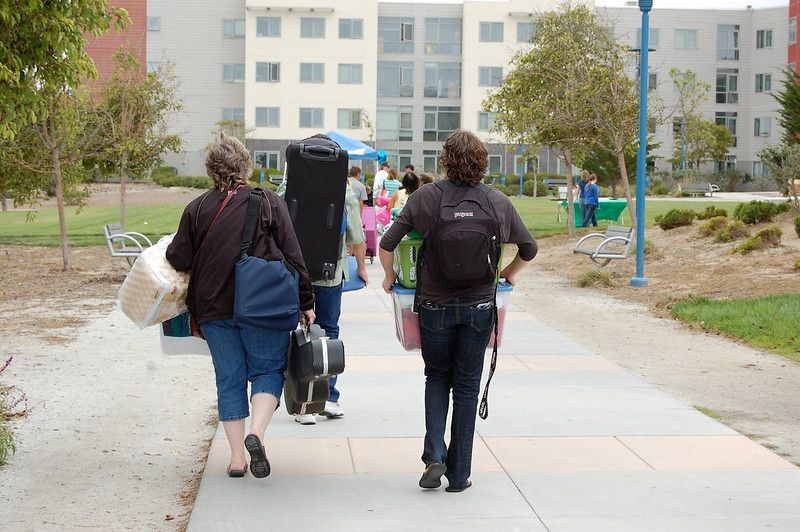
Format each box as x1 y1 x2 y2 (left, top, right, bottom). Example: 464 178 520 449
0 196 742 246
671 294 800 363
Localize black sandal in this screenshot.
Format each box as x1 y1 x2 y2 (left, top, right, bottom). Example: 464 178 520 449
445 480 473 493
244 434 271 478
419 463 447 489
227 463 248 478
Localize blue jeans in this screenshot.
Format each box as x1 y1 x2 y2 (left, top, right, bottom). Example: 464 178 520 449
312 283 343 403
582 204 598 227
200 319 290 422
418 298 495 489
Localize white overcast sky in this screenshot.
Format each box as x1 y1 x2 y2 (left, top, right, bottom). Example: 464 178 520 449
381 0 789 8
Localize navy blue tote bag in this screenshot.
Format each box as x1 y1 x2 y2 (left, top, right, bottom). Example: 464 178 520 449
233 189 300 331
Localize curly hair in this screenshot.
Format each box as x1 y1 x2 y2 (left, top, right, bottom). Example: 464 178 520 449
438 130 488 184
205 133 253 191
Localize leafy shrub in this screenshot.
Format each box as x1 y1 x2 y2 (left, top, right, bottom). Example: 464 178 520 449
733 201 791 225
522 179 549 197
493 184 519 196
795 258 800 270
644 239 660 258
1 357 20 466
795 216 800 238
734 226 782 254
655 209 696 230
152 166 178 180
504 173 520 186
648 181 670 196
696 206 728 220
152 174 213 189
250 167 282 182
576 269 614 288
699 216 729 237
714 221 750 243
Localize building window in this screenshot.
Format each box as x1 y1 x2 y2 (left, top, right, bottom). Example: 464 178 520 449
752 160 768 178
223 19 245 38
146 61 160 73
423 106 460 141
377 106 413 141
715 111 737 147
222 108 245 122
754 117 771 137
478 66 503 87
755 73 772 93
479 22 503 42
717 24 739 60
517 22 536 43
338 64 363 84
425 18 461 55
299 108 324 128
486 155 502 175
255 107 280 127
254 151 280 171
223 63 245 83
648 72 658 92
255 62 280 82
791 18 797 45
256 17 281 37
377 61 413 97
384 149 413 171
337 109 362 129
425 62 461 98
147 17 160 31
339 19 363 39
674 29 697 49
378 17 414 53
756 29 773 49
300 63 324 83
716 68 738 104
716 154 737 172
423 149 440 173
636 28 659 48
477 111 494 131
300 17 325 39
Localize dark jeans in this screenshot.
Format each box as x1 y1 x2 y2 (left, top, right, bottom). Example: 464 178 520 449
312 283 342 402
582 204 598 227
418 298 495 489
578 199 586 224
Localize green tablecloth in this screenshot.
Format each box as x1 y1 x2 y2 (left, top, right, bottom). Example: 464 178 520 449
560 199 627 225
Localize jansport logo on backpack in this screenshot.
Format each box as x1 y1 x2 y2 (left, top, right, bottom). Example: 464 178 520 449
424 181 500 287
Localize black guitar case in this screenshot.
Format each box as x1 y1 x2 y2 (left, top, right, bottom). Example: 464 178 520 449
283 324 346 416
285 136 349 282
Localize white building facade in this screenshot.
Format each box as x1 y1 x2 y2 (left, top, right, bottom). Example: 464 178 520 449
147 0 790 179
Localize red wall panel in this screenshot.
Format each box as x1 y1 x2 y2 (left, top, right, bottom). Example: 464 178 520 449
84 0 147 85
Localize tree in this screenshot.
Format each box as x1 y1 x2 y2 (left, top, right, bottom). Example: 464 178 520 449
670 68 710 123
93 49 182 227
485 3 645 230
210 119 252 145
772 68 800 144
1 88 102 270
675 117 732 170
0 1 127 139
759 143 800 204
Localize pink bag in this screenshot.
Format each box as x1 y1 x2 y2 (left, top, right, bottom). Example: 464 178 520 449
376 207 391 226
376 193 389 208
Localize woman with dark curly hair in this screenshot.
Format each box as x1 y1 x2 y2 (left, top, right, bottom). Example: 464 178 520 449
378 130 537 493
167 134 315 479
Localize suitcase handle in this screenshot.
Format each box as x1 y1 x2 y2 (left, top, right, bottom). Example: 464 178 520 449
299 143 340 161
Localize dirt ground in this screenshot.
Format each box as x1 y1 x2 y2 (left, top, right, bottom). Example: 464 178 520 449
1 185 799 530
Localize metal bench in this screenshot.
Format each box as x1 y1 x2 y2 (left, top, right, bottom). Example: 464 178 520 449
573 225 634 266
678 183 720 197
104 223 152 266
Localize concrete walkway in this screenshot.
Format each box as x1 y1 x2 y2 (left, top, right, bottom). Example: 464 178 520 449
188 262 800 531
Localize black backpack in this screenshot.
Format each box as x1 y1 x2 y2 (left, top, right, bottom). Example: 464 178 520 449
414 180 502 419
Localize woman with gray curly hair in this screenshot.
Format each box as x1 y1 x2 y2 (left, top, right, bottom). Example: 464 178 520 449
167 134 315 479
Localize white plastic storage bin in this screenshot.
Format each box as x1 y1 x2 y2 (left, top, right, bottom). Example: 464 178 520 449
391 282 513 352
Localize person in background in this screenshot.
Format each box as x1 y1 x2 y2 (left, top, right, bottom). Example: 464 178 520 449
365 184 374 207
575 170 590 224
379 130 537 493
166 135 315 479
373 161 390 202
582 173 600 228
404 164 415 174
348 166 368 208
388 171 419 211
418 173 434 186
383 168 401 198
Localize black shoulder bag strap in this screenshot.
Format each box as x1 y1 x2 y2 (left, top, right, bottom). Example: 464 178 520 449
240 188 265 258
479 184 502 420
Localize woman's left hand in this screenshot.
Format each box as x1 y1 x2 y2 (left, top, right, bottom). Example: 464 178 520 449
301 309 316 325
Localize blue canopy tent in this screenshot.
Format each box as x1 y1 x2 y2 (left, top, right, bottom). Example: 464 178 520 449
324 130 386 163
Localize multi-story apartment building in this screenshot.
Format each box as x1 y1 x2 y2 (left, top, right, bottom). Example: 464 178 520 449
141 0 791 179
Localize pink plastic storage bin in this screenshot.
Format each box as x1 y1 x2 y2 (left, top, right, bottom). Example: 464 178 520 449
391 282 513 351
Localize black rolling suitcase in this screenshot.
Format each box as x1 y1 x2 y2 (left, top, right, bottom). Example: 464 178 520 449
283 324 346 416
284 136 349 282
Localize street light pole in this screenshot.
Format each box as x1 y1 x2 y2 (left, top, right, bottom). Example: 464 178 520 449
630 0 652 288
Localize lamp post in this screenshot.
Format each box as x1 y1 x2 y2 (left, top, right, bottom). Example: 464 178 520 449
630 0 652 288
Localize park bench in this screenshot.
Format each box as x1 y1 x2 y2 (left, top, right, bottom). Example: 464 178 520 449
104 223 152 267
678 182 720 197
573 225 634 267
